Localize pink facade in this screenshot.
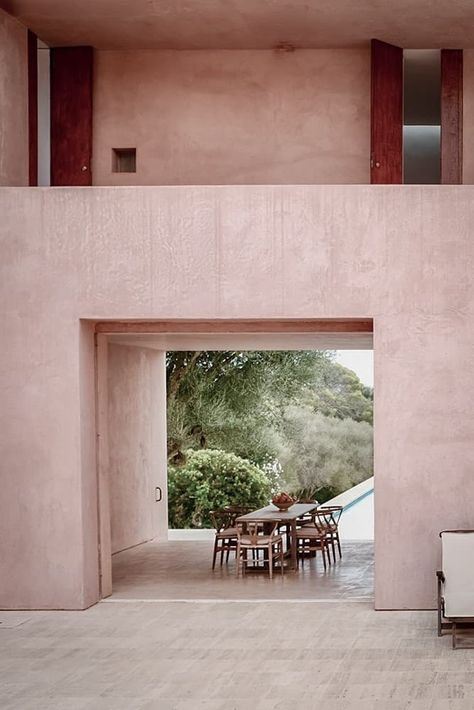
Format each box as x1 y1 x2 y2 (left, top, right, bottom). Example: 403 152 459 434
2 186 474 610
2 2 474 612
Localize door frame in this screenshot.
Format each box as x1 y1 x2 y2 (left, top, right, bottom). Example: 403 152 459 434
94 318 374 600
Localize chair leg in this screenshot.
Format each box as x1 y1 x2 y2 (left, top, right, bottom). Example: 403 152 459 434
280 543 284 577
321 543 327 570
437 595 443 637
269 545 273 580
235 543 241 576
330 536 336 564
212 538 218 570
226 544 230 563
336 532 342 558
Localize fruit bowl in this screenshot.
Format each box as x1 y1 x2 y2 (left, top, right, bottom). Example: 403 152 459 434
272 493 296 512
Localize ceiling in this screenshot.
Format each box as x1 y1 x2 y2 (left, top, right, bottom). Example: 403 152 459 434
108 333 373 351
2 0 474 50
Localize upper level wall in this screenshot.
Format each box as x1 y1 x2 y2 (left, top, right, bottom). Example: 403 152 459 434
93 49 370 185
0 9 28 186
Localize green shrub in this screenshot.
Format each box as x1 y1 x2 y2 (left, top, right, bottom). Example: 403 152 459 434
168 449 272 528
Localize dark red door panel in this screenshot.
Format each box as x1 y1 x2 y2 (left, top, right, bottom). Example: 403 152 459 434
371 39 403 184
50 47 93 186
28 31 38 186
441 49 463 185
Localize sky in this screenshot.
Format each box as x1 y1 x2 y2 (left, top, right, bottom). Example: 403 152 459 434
335 350 374 388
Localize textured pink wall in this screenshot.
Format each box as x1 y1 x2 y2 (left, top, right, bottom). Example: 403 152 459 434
463 50 474 184
108 343 167 555
93 49 370 186
1 185 474 610
0 9 28 186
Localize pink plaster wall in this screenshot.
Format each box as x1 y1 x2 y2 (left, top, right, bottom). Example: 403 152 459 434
1 185 474 610
92 49 370 186
463 50 474 184
0 9 29 186
108 343 167 554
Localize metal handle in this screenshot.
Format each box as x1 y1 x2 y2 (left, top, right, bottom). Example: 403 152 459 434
81 165 88 172
155 486 162 502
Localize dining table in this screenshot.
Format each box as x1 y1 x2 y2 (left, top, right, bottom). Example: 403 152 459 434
235 503 318 570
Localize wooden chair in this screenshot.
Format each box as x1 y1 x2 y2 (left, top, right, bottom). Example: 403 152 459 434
236 522 284 579
295 511 329 569
437 530 474 648
210 509 238 569
316 506 343 562
292 499 319 554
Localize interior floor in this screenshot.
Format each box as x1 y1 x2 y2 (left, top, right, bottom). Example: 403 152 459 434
111 540 374 601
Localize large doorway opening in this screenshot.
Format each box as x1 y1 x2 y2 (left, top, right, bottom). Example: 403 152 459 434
95 319 374 602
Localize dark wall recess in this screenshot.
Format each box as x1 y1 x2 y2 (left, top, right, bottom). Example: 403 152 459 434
50 46 93 186
112 148 136 173
28 30 38 186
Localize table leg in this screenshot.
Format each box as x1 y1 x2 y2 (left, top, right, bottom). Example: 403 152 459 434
290 520 297 570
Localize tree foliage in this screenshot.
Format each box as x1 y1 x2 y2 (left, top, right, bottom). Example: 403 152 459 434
168 449 271 528
308 359 373 424
276 407 373 499
167 350 331 466
166 349 374 519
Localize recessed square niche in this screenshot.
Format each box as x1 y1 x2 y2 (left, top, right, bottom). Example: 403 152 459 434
112 148 136 173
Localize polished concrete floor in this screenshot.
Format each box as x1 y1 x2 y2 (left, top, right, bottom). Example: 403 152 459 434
111 540 374 601
1 600 471 710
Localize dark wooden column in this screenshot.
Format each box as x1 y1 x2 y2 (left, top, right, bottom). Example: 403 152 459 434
50 46 93 186
371 39 403 184
28 31 38 186
441 49 463 185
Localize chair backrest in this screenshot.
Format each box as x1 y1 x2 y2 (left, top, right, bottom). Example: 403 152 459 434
237 521 278 544
224 505 253 525
441 530 474 618
310 511 331 533
210 509 232 533
319 506 343 526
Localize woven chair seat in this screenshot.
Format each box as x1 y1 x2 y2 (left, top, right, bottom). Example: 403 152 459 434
295 527 325 539
216 527 238 539
239 534 283 547
301 521 336 533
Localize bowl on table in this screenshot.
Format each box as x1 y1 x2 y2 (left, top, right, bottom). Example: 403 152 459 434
271 494 296 512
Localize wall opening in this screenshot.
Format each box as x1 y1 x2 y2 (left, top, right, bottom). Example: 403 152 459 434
95 320 374 602
37 39 51 186
403 49 441 184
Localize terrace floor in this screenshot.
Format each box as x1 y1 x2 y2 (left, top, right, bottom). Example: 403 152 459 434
0 599 469 710
111 539 374 601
